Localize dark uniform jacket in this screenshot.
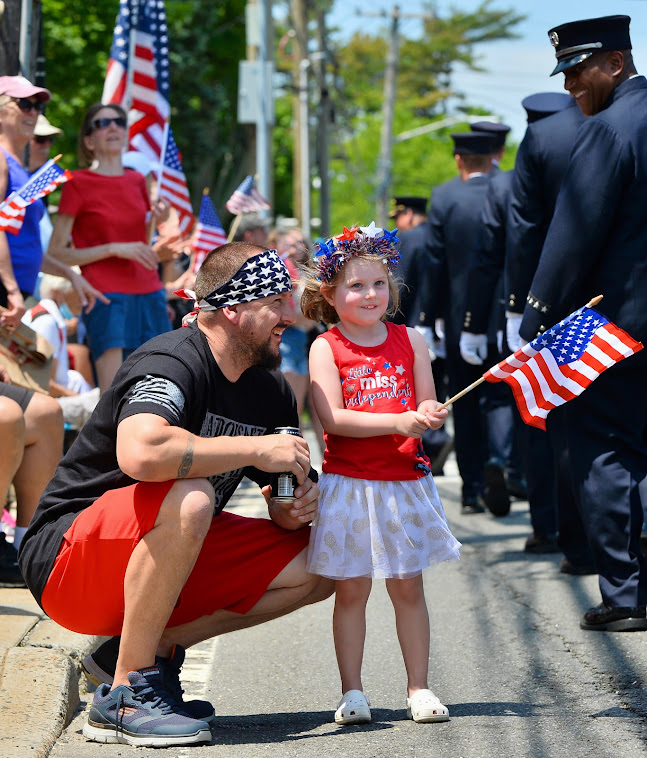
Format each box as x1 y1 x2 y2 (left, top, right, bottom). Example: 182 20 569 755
392 221 436 327
506 101 584 315
521 75 647 342
462 170 512 336
427 173 491 347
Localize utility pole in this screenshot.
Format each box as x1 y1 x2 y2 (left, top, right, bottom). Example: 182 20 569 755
376 6 399 228
238 1 273 210
314 7 332 236
291 0 308 230
357 6 435 227
19 0 33 78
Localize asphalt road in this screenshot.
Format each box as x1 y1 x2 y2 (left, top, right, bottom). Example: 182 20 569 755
49 463 647 758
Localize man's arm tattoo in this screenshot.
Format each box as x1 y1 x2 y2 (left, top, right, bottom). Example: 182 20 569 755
177 433 194 478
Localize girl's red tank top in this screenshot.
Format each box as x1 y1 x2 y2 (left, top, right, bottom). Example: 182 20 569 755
318 322 430 481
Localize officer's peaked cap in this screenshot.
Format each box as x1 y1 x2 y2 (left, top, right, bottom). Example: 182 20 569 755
469 121 510 149
389 196 428 217
548 15 631 76
451 132 498 155
521 92 572 123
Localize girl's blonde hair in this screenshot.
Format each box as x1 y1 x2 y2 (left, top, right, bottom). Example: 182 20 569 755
300 253 400 324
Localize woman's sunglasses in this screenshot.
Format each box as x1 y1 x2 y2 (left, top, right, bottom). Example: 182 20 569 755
90 116 127 132
13 98 46 115
34 135 56 145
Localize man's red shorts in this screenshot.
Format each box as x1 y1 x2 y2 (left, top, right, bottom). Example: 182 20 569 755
41 480 310 636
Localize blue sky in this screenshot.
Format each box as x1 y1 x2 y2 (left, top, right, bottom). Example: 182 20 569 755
329 0 647 140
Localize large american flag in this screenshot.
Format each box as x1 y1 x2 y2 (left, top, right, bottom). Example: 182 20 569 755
225 175 270 216
485 306 643 429
192 192 227 272
102 0 193 232
0 160 71 234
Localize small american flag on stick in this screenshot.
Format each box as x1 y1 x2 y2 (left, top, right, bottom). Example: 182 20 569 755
225 175 270 216
191 190 227 272
0 157 71 234
439 296 643 430
484 299 643 429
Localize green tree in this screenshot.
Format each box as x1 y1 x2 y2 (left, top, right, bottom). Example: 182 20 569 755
40 0 247 216
324 0 524 232
273 0 524 234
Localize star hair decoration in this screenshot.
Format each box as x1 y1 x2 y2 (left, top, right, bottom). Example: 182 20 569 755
313 222 401 282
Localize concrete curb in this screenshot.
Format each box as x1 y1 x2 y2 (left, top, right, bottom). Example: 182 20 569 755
0 601 103 758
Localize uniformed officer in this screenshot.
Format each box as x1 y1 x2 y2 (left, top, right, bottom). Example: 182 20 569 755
388 196 434 330
504 91 591 570
387 195 453 474
459 121 525 517
426 131 513 514
461 99 572 531
521 15 647 631
389 195 428 233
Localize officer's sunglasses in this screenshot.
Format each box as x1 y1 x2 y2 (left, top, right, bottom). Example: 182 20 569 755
90 116 127 132
13 97 46 115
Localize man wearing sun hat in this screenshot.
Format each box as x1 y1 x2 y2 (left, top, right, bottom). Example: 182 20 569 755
520 15 647 632
28 114 63 172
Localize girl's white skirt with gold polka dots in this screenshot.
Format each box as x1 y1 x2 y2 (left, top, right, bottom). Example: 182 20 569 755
306 472 461 580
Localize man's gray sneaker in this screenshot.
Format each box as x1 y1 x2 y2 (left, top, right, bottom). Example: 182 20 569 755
82 666 211 747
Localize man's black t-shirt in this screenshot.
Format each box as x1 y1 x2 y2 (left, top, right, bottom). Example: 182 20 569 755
19 323 299 606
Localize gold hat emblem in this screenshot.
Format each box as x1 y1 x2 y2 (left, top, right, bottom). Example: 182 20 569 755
549 30 559 47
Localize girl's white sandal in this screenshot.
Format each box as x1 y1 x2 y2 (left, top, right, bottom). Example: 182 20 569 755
407 689 449 723
334 689 372 725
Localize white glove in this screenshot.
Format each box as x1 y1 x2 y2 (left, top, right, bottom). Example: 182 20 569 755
413 325 436 361
506 313 523 353
434 318 445 341
459 331 488 365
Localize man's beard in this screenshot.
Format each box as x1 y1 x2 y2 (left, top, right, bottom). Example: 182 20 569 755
234 328 283 371
253 339 282 370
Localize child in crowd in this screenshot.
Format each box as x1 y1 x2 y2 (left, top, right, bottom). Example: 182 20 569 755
301 223 461 725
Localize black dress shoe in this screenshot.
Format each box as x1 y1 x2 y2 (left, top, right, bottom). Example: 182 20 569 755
560 558 596 576
580 603 647 632
524 533 560 554
506 477 528 500
461 495 485 514
482 459 510 517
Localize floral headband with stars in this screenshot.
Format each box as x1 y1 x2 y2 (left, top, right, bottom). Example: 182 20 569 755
313 221 401 283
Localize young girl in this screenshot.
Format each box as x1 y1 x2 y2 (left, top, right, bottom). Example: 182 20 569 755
301 223 461 726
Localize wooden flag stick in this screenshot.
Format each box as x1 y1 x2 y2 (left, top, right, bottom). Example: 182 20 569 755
227 213 242 243
438 376 486 411
438 294 604 410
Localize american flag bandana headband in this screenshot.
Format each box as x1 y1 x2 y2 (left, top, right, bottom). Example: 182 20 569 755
176 249 292 313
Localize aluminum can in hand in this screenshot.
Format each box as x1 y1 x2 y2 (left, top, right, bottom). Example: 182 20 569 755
271 426 302 503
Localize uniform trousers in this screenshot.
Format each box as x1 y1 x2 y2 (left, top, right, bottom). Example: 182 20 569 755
561 353 647 608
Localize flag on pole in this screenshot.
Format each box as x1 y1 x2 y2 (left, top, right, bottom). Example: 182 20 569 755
225 175 271 216
0 160 71 234
102 0 193 229
102 0 170 158
484 306 643 429
192 192 227 272
160 128 194 234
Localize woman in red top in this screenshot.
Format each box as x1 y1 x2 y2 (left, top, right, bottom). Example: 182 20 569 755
301 224 460 727
48 103 171 392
